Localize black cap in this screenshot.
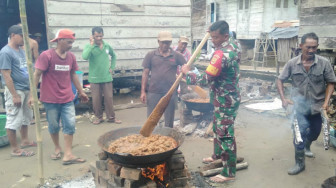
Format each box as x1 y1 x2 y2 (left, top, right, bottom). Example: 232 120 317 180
8 25 22 36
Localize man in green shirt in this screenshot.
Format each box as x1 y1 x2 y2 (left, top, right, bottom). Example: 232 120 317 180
82 27 121 125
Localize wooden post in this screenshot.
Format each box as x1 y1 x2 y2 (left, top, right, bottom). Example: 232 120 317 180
18 0 44 185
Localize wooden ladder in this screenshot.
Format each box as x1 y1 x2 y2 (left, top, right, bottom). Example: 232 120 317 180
252 33 278 71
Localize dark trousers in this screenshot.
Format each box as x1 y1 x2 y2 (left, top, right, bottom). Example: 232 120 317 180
147 92 177 128
90 82 115 121
294 112 322 150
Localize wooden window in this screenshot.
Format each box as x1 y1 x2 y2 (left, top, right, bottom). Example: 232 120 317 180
276 0 281 8
284 0 288 8
239 0 249 10
239 0 243 10
245 0 249 9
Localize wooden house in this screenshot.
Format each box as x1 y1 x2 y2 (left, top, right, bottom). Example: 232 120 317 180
0 0 192 78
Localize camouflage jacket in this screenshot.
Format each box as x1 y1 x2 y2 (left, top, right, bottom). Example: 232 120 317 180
187 40 241 108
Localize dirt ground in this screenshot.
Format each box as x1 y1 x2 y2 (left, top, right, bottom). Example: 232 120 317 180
1 95 336 188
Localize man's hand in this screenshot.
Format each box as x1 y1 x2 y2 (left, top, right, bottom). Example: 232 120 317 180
13 94 22 107
281 98 293 109
28 96 34 107
90 36 94 46
79 92 89 103
140 92 146 104
181 64 190 75
322 103 328 110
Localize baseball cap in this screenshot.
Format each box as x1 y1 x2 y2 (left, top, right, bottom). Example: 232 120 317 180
8 25 22 36
50 29 76 42
179 36 189 43
158 31 172 41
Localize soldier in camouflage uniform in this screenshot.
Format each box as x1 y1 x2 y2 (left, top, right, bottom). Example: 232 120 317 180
182 20 241 183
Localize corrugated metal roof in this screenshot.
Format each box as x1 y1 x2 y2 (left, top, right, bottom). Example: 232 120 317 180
268 27 299 39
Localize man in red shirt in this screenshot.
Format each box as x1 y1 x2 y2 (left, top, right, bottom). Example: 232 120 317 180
33 29 89 164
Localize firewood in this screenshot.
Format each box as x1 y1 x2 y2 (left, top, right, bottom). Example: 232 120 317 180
202 157 244 171
205 122 213 137
200 162 248 177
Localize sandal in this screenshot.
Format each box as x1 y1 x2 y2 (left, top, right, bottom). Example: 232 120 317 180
20 141 37 149
209 174 235 183
63 157 86 165
11 150 35 157
92 118 104 125
107 119 122 124
51 152 63 160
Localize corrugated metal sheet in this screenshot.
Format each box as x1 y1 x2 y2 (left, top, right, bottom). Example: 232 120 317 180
268 27 299 39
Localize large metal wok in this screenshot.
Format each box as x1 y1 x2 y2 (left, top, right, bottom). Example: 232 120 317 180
98 126 184 167
181 93 214 113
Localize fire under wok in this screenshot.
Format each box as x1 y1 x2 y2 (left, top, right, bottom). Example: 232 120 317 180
98 126 184 167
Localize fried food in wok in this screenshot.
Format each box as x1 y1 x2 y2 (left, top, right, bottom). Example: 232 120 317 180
187 98 210 103
108 134 178 156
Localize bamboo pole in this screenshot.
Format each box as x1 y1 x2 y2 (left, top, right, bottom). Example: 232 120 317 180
18 0 44 185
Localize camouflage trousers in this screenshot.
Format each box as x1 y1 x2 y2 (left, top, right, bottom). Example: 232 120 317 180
212 105 239 177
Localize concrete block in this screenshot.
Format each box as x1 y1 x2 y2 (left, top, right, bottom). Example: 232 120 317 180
107 161 122 176
96 160 107 171
120 167 142 180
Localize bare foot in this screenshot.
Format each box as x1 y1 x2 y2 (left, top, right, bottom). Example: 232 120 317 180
209 174 235 183
202 156 215 164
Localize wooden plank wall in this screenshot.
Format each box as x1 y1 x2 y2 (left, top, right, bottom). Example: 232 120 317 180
299 0 336 49
191 0 207 40
45 0 191 74
205 0 298 39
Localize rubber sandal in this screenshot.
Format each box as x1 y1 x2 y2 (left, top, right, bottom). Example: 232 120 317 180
107 119 122 124
51 152 63 160
62 157 86 165
92 118 104 125
20 141 37 149
11 150 35 157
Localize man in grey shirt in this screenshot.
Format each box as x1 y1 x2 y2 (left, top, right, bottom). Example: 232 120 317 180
0 25 35 157
277 32 336 175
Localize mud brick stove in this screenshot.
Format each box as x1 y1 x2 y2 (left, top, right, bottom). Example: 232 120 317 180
90 149 190 188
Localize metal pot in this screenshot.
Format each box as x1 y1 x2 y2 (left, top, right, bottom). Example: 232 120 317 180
181 93 214 113
98 126 184 167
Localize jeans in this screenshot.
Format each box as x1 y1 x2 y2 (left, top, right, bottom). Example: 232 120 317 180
43 101 76 135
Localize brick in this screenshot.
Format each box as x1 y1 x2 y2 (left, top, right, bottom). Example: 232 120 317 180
146 180 157 188
169 156 185 170
107 180 117 188
173 149 182 155
96 160 108 171
171 177 189 187
98 176 108 188
112 176 125 187
98 170 110 181
89 162 97 174
124 179 135 188
120 167 141 180
98 151 108 160
107 161 122 176
170 169 187 179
